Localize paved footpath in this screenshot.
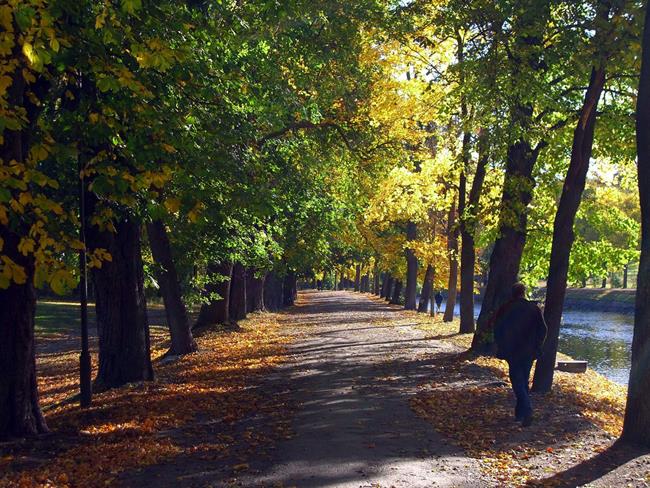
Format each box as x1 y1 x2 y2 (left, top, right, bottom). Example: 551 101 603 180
238 290 485 487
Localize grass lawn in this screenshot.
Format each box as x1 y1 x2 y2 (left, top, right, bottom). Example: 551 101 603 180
34 300 171 338
35 301 96 336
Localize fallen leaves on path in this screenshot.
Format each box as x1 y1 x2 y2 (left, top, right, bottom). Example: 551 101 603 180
1 314 292 487
366 297 631 487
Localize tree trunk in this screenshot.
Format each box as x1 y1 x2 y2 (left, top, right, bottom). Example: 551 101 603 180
444 197 459 322
471 139 541 351
0 229 48 438
459 130 488 333
404 222 418 310
354 264 361 292
246 269 265 313
146 220 196 355
622 1 650 446
380 273 389 298
531 65 606 392
624 265 629 289
373 267 381 295
283 270 297 306
264 270 283 311
455 32 477 332
0 39 50 437
391 280 403 305
89 217 153 390
471 2 550 351
229 262 247 323
430 274 437 317
418 265 435 313
195 262 233 327
385 276 394 302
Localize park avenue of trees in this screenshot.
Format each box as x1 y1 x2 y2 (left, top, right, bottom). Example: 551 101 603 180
1 0 650 475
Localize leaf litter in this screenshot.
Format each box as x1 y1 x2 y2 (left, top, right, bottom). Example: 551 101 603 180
1 313 293 487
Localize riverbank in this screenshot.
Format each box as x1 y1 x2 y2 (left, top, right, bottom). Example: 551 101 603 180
560 287 636 314
450 287 636 314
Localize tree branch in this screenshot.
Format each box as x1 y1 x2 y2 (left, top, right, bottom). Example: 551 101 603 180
256 119 353 151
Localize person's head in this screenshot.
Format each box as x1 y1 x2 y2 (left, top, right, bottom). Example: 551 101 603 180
512 282 526 299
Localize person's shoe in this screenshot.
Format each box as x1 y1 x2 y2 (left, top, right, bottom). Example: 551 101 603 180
521 415 533 427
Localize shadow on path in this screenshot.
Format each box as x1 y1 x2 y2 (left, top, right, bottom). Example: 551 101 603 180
230 290 483 488
118 290 484 487
524 440 649 487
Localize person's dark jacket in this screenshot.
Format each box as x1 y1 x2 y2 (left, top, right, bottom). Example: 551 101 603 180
494 298 547 362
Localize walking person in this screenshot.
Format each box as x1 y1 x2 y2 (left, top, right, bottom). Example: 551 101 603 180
494 283 547 426
434 291 443 314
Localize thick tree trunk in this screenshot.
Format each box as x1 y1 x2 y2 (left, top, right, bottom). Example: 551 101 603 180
404 222 418 310
0 41 49 437
444 198 459 322
459 131 488 333
0 229 48 438
264 270 283 311
385 276 394 302
146 220 196 355
430 273 438 317
622 2 650 446
391 280 403 305
418 265 435 313
471 139 541 351
471 3 550 351
380 273 389 298
246 269 265 313
455 37 474 330
373 267 381 295
283 270 297 306
195 262 233 327
354 264 361 292
532 65 606 392
89 217 153 390
229 262 247 323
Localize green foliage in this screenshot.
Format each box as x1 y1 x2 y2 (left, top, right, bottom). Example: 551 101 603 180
0 0 642 301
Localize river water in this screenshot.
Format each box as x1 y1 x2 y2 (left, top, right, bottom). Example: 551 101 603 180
436 300 632 385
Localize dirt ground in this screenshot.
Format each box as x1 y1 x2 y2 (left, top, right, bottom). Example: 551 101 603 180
122 290 650 487
3 290 649 487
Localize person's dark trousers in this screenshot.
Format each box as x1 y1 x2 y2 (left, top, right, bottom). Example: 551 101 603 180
507 357 534 420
